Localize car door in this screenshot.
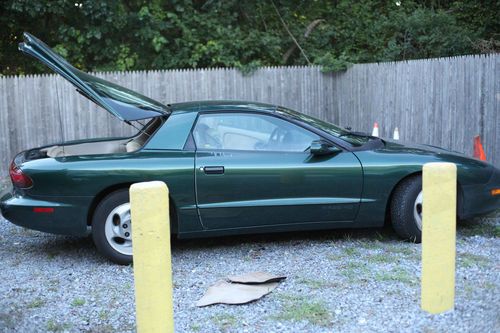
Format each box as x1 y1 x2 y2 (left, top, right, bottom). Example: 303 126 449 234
193 111 363 230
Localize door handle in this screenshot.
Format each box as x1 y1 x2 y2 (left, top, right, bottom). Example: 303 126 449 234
203 166 225 175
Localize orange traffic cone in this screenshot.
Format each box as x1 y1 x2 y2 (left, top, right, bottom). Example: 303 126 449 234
372 122 379 137
473 135 486 161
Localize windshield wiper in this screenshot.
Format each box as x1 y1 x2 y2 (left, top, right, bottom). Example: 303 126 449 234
339 131 385 144
339 131 371 138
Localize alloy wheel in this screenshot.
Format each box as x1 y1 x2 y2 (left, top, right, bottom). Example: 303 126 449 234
413 191 423 230
104 203 132 256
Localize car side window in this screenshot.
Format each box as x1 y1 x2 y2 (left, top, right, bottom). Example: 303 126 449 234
193 113 320 152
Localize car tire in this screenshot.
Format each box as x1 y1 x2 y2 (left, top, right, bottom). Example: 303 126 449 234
92 189 133 265
390 175 422 243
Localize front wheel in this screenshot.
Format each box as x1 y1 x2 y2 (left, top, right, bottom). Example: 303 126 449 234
92 190 133 265
390 175 423 242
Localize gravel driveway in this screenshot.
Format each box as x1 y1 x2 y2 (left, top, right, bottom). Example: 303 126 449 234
0 211 498 333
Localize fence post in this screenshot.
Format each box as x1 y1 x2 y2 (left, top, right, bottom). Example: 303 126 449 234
421 162 457 314
130 181 174 333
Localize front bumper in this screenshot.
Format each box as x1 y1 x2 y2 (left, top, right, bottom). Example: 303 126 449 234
0 190 91 236
460 167 500 219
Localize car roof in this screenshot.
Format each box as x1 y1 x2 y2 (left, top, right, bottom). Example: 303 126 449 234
168 100 278 113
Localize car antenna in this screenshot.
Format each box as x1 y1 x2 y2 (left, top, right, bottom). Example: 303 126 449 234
54 77 65 156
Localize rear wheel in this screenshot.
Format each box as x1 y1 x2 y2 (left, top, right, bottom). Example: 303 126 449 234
390 175 423 242
92 189 133 265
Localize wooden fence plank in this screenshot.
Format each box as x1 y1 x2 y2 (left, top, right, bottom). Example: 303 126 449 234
0 55 498 177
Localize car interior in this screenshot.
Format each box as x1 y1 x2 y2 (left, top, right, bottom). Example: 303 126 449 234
193 113 318 152
41 117 163 157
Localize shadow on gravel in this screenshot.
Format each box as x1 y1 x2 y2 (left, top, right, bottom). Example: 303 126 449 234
458 217 500 238
5 209 498 261
10 233 108 264
10 225 400 260
173 224 401 250
173 211 499 250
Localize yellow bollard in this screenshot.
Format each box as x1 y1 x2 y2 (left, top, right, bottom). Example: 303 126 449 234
421 162 457 314
130 181 174 333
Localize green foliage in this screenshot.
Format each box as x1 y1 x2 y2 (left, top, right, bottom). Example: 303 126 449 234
27 298 45 308
70 297 85 307
315 52 353 72
0 0 498 75
273 293 332 326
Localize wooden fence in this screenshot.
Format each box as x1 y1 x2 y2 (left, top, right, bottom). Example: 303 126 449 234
0 54 498 177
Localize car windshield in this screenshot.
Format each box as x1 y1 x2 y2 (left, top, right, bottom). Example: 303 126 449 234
275 107 370 146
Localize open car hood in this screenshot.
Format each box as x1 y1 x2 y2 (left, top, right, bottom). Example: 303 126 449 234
18 32 169 122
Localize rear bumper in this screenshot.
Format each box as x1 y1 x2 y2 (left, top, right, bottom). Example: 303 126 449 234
460 167 500 219
0 191 91 236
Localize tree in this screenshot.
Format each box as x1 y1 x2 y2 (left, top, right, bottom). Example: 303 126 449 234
0 0 497 75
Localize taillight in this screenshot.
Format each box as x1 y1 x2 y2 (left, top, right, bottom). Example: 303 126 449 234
9 161 33 189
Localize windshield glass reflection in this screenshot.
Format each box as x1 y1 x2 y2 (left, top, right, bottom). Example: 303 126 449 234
276 107 369 146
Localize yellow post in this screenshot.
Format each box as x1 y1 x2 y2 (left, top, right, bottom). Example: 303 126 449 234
130 181 174 333
421 162 457 314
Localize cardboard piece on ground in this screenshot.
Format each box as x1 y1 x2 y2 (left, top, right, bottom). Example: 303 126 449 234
196 280 279 307
227 271 287 284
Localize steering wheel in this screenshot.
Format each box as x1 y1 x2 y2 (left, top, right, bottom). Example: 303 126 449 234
204 132 222 149
195 124 222 149
268 127 287 148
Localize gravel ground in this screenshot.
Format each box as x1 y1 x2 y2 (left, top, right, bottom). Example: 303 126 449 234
0 210 499 333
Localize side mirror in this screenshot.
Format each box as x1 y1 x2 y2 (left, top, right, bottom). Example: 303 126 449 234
310 140 341 155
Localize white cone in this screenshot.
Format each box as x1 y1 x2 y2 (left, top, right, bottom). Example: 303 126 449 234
372 122 379 137
393 127 400 140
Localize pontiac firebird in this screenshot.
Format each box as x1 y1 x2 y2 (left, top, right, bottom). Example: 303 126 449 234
1 33 499 264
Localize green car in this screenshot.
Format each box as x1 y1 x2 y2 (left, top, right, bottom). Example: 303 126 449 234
1 33 499 264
